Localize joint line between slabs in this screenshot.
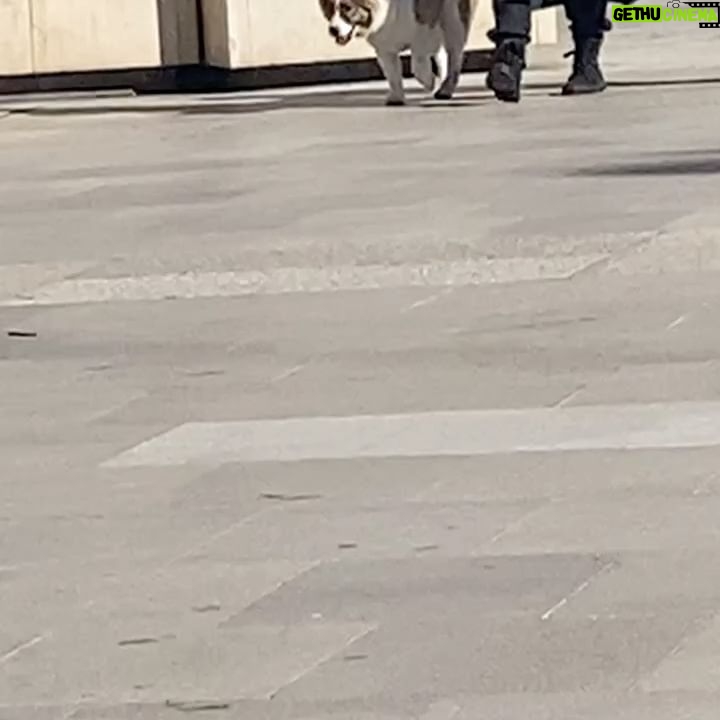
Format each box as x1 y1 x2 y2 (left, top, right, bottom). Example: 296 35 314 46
540 560 618 621
0 633 49 664
160 505 280 570
271 364 307 384
552 384 587 408
402 287 454 313
487 501 554 545
266 624 378 699
666 313 689 330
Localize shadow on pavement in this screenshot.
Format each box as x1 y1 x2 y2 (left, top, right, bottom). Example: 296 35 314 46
184 91 493 114
606 77 720 88
2 75 719 118
571 153 720 177
0 88 494 117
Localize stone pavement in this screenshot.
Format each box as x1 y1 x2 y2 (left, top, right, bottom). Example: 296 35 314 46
2 15 720 720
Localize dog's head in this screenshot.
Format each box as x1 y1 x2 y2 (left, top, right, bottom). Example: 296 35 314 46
318 0 378 45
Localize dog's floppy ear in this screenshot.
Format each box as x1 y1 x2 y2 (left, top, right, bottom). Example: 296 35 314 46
414 0 444 26
354 0 379 14
318 0 335 20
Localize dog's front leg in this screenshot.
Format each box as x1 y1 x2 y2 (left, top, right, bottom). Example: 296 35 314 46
434 0 466 100
377 51 405 106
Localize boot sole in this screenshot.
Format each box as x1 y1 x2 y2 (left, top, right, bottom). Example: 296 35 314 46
561 83 607 96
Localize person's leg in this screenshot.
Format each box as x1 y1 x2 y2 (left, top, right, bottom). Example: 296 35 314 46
487 0 533 102
561 0 608 95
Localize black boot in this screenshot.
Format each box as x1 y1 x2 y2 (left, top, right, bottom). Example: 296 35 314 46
487 39 526 103
562 36 607 95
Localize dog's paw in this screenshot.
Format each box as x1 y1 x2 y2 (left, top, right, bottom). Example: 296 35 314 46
433 88 453 100
412 58 436 93
434 74 459 101
413 70 436 93
385 96 406 107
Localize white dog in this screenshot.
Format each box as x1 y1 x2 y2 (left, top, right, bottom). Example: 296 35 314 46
318 0 475 105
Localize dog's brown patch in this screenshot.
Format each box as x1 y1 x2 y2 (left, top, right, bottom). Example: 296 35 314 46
321 0 377 29
414 0 444 26
353 0 379 12
346 0 377 28
318 0 336 21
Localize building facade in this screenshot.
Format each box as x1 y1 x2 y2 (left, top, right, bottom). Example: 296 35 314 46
0 0 560 90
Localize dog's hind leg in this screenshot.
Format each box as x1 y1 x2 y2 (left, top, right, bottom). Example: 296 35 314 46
433 44 449 86
411 26 439 92
377 51 406 105
434 0 469 100
412 53 436 93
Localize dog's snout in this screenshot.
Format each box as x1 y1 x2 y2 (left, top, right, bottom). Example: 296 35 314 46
327 16 353 45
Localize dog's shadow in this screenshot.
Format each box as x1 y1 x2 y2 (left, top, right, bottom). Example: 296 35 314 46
183 88 493 114
570 150 720 177
5 74 720 118
2 86 495 118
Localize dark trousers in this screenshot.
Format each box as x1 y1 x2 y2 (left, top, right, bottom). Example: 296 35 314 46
493 0 608 43
564 0 608 38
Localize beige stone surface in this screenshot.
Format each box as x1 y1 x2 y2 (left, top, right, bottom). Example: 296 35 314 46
0 0 555 77
203 0 378 68
531 6 558 47
203 0 558 70
0 0 33 75
30 0 162 72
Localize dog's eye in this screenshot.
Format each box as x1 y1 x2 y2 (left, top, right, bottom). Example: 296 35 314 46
338 1 353 14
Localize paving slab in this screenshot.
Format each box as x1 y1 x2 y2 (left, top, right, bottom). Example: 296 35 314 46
3 20 720 719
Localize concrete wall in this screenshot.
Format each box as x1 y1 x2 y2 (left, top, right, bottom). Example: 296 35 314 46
202 0 559 70
0 0 558 79
0 0 33 75
0 0 199 76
